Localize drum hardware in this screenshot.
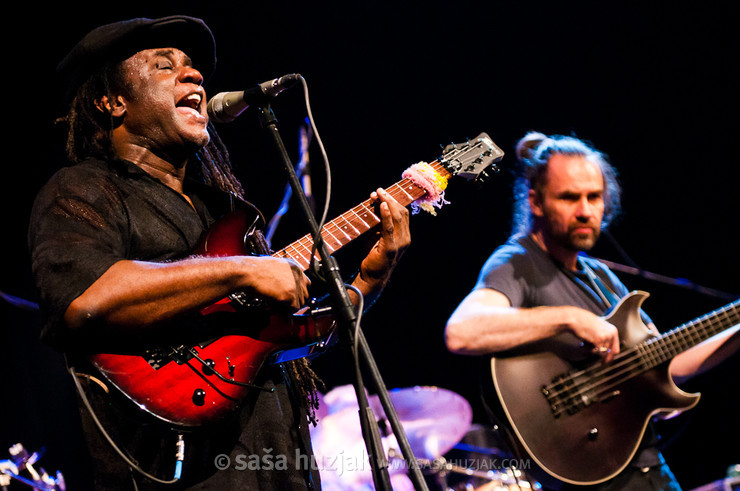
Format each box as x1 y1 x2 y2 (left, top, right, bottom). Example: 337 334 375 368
310 385 473 488
309 385 537 490
411 454 533 491
0 443 65 490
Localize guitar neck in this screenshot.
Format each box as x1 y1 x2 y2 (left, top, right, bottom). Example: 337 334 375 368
272 160 450 271
640 298 740 368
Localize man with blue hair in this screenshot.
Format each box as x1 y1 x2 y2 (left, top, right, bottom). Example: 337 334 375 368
445 131 738 490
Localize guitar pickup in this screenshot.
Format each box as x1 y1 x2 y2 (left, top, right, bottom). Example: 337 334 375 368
228 291 266 310
200 291 266 315
145 343 214 369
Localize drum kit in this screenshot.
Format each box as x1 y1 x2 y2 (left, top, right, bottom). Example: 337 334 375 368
309 385 537 491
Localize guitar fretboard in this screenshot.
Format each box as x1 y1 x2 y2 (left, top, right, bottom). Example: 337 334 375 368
640 298 740 369
272 160 450 270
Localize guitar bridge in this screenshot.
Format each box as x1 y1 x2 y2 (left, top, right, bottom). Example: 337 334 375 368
542 373 590 418
543 372 620 418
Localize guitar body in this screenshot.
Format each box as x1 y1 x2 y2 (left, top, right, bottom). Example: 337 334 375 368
92 334 284 427
90 210 334 427
490 292 700 485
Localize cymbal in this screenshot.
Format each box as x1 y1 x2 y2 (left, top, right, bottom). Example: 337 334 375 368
374 386 473 460
311 385 472 466
310 404 396 487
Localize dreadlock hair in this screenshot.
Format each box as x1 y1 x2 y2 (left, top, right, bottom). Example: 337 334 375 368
510 131 622 238
58 59 325 420
57 60 246 199
58 60 122 165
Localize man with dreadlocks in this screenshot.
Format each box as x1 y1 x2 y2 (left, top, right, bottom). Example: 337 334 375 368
28 16 410 490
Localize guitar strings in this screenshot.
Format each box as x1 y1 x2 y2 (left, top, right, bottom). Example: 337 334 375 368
547 299 740 398
576 303 740 395
271 143 484 270
551 309 740 417
544 302 739 413
549 304 740 407
273 171 435 269
274 181 419 269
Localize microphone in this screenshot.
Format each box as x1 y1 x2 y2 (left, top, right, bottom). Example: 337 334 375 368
207 74 300 123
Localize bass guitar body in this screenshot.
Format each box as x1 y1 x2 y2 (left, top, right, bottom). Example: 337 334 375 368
489 292 700 486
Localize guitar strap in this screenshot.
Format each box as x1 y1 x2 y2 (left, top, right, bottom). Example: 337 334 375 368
575 257 621 312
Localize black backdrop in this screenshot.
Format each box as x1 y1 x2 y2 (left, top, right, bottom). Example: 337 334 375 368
2 2 738 489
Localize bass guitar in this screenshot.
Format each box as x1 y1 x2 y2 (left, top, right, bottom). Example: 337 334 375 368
488 290 739 485
90 133 504 427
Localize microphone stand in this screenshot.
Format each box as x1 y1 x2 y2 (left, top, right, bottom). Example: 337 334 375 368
254 101 428 491
599 231 738 301
265 124 313 247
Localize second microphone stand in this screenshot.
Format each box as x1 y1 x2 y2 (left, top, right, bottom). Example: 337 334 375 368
255 101 428 491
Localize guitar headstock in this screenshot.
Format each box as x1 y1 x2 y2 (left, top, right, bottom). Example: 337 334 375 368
440 132 504 181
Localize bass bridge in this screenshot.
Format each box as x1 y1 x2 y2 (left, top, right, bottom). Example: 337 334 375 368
541 372 622 418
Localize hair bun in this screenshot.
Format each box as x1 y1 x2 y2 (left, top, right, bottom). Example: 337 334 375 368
515 131 548 162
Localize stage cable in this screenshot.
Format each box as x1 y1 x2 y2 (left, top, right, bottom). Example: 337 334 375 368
67 362 184 485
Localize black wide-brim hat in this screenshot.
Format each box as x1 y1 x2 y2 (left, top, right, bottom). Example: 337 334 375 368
57 15 216 109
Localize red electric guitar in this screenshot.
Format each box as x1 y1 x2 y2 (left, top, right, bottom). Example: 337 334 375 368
90 133 504 427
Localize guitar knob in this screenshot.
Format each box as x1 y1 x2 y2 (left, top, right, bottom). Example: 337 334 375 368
588 427 599 440
192 388 206 406
202 358 216 376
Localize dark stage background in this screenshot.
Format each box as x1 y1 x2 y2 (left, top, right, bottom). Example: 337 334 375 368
2 2 738 489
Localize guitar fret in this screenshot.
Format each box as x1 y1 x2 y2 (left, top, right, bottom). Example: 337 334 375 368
718 306 740 334
322 223 346 247
289 242 312 270
333 218 355 240
323 221 354 246
337 214 361 236
312 236 335 256
398 181 421 203
638 342 655 370
282 242 305 264
294 238 316 259
650 339 663 365
662 334 675 361
355 204 381 226
348 206 375 230
286 238 315 270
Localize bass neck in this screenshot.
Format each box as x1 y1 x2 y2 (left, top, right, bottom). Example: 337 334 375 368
639 298 740 369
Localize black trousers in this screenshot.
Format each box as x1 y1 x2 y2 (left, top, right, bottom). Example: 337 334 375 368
72 365 321 490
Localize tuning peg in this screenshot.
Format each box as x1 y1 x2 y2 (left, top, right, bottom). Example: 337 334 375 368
475 165 500 183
